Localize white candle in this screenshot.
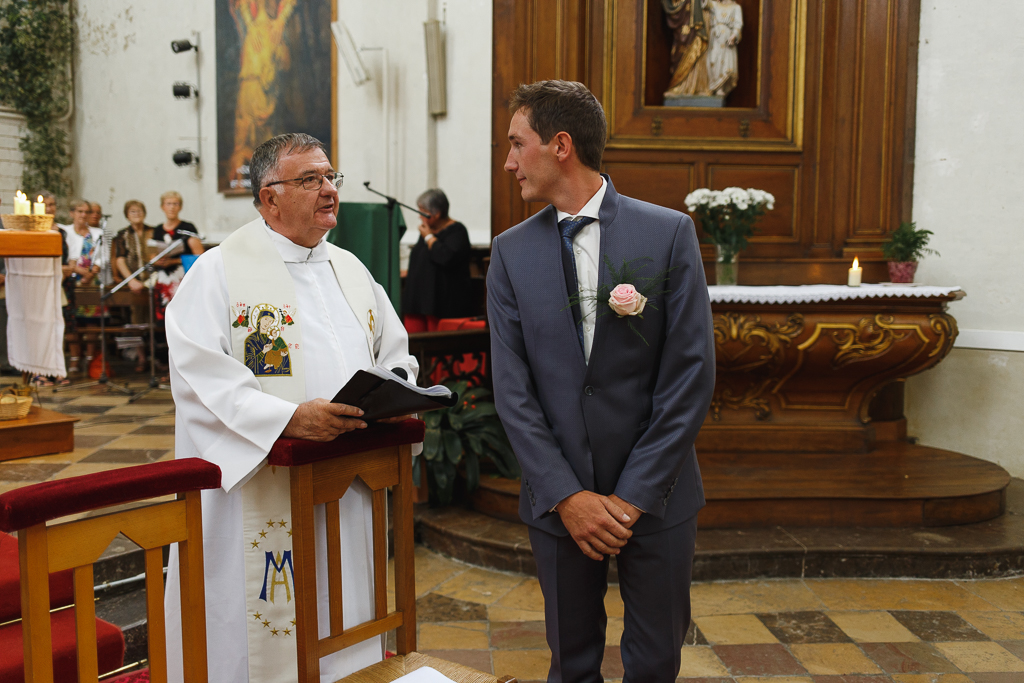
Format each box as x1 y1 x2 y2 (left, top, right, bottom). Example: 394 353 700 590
13 190 30 215
847 256 862 287
32 195 46 215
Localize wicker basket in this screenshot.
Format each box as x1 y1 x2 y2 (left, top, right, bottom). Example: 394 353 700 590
0 214 55 232
0 387 32 420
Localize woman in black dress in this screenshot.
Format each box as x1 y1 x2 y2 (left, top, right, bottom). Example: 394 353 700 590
402 189 473 332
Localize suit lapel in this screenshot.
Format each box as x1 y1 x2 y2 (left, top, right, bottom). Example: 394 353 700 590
536 205 587 368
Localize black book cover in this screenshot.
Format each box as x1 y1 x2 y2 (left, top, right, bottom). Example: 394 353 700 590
331 368 458 421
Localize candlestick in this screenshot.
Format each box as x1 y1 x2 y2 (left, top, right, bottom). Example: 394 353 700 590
32 195 46 215
847 256 862 287
13 190 30 215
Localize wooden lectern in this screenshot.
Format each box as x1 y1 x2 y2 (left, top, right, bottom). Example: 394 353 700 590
268 420 516 683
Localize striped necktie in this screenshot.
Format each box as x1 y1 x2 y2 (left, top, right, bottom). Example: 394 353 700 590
558 216 595 351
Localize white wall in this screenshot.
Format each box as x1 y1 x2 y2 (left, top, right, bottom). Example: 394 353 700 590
906 1 1024 475
71 0 492 245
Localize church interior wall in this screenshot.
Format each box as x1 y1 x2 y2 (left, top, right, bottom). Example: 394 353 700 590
70 0 493 246
905 0 1024 476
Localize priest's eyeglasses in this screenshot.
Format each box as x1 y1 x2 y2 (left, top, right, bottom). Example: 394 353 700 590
265 171 344 192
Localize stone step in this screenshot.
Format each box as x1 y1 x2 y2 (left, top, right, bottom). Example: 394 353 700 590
418 478 1024 580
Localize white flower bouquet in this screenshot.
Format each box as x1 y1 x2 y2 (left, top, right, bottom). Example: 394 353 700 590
684 187 775 285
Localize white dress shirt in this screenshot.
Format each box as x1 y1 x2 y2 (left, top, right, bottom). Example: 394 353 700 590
556 177 607 363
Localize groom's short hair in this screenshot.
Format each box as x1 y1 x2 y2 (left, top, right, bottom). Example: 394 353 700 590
509 80 607 172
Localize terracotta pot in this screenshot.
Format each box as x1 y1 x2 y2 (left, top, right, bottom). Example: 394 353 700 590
887 261 918 283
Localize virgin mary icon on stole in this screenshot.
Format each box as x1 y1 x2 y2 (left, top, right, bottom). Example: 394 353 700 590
244 304 292 376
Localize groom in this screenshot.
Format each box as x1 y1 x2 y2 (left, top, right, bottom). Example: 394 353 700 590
487 80 715 682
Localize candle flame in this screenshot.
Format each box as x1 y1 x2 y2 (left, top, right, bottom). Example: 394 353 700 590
852 256 859 269
36 195 43 203
15 190 25 200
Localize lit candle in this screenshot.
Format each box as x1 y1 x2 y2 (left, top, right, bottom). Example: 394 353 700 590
13 190 30 215
32 195 46 215
847 256 862 287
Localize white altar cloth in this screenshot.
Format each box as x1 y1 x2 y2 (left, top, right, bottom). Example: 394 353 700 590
708 284 963 305
3 256 66 376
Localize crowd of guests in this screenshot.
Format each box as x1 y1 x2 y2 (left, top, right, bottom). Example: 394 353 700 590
1 185 477 383
0 190 204 385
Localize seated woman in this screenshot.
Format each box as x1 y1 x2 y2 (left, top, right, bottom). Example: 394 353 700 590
112 200 156 373
63 198 104 375
402 189 473 333
152 190 204 310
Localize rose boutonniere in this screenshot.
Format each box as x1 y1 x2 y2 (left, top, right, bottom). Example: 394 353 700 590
608 283 647 317
567 256 673 345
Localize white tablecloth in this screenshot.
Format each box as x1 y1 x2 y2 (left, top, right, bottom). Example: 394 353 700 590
3 256 66 377
708 284 963 305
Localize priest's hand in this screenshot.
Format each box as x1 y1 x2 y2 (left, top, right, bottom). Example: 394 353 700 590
282 399 367 441
555 491 633 561
607 494 642 530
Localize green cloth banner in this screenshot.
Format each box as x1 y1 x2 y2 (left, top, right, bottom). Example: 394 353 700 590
327 202 406 314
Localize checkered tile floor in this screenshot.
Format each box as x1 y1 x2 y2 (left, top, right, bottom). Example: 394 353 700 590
4 378 1024 682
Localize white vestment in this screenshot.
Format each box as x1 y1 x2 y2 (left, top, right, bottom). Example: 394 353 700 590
164 222 418 683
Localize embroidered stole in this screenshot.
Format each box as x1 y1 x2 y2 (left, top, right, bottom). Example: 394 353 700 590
220 219 379 683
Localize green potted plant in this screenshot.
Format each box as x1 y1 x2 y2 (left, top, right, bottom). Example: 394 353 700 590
421 380 520 505
684 187 775 285
882 222 939 283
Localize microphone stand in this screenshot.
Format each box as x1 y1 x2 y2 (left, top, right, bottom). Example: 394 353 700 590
362 182 426 303
105 239 183 402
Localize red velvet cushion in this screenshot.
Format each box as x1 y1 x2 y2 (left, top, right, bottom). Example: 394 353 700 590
437 317 487 331
268 419 425 467
0 608 125 682
0 458 221 533
0 532 75 623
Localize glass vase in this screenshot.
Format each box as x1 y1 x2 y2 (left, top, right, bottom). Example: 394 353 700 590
715 245 739 286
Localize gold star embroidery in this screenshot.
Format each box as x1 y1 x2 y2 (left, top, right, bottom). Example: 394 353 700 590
267 519 275 528
287 529 293 537
271 628 280 636
262 620 270 628
283 628 292 636
250 540 260 549
290 619 296 626
278 519 287 528
259 530 268 538
253 612 263 621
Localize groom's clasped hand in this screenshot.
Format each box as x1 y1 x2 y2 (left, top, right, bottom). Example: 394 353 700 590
554 490 643 561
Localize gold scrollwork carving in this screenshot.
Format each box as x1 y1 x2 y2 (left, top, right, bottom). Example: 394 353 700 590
826 315 928 368
928 314 959 358
711 313 804 420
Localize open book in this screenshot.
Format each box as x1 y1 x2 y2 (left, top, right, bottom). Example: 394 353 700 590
331 365 458 421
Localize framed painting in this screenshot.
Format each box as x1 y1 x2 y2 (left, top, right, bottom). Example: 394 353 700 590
215 0 337 195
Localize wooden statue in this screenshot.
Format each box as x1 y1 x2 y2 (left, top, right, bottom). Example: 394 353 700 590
663 0 743 107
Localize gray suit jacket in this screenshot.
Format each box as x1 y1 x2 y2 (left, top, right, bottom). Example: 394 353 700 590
487 177 716 537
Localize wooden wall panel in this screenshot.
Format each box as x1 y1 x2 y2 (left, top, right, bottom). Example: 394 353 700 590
707 165 799 241
491 0 921 284
603 162 695 215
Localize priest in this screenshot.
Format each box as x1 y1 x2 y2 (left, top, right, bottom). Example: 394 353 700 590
163 133 418 683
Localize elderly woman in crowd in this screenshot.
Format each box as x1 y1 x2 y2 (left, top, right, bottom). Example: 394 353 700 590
63 198 104 375
112 199 156 372
151 190 204 310
401 188 473 332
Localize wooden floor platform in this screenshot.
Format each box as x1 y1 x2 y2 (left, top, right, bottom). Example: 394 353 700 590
0 406 77 461
471 443 1010 528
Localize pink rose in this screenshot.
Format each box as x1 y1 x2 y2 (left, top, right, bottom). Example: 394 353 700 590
608 283 647 316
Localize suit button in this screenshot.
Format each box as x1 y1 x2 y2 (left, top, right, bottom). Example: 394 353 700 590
584 386 594 396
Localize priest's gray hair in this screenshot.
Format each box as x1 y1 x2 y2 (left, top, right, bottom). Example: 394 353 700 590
250 133 329 208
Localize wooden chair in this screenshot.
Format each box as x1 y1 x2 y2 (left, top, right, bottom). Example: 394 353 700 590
0 458 221 683
268 420 516 683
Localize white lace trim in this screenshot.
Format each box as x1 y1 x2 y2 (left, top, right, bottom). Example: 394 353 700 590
708 284 963 304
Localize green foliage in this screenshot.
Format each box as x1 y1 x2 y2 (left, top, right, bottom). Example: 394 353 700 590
420 381 520 506
0 0 74 199
882 222 939 263
693 203 770 263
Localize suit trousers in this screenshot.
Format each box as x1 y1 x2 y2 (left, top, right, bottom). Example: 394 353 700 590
528 513 698 683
